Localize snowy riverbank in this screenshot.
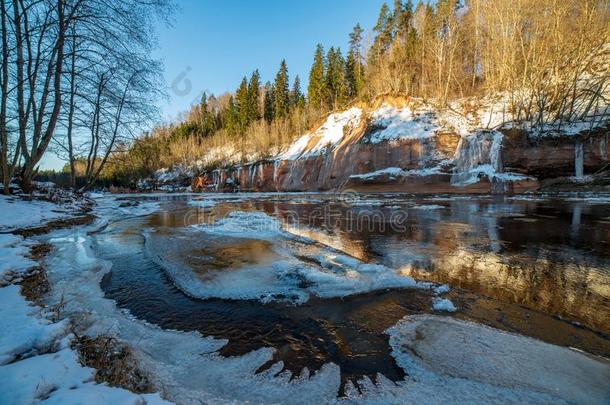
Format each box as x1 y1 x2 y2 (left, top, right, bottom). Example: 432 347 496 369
0 194 168 404
1 192 609 403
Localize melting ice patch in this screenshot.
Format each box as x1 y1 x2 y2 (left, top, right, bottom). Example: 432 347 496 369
152 211 423 304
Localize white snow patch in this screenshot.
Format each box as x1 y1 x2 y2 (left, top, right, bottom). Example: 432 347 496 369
280 108 362 159
433 284 450 295
367 104 440 143
0 285 68 365
0 347 168 404
0 195 73 232
432 297 456 312
0 234 36 284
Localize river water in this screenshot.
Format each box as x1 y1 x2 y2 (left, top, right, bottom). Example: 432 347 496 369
94 193 610 395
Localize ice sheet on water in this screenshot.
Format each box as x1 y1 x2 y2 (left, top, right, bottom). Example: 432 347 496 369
193 210 283 239
385 315 610 403
187 199 217 208
24 196 610 403
149 211 423 304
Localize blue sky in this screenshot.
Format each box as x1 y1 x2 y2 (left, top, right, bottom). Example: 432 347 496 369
42 0 386 170
156 0 386 121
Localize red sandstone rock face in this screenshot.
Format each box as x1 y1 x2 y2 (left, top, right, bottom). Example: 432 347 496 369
191 126 609 194
502 128 609 178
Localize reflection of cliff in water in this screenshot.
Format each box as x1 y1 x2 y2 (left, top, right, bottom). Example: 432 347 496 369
265 197 610 333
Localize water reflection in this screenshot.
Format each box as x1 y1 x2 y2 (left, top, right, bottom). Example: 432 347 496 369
137 194 609 333
252 196 610 333
98 194 610 394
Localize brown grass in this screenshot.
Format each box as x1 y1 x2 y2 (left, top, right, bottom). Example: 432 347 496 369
14 214 95 237
71 335 155 394
19 266 51 303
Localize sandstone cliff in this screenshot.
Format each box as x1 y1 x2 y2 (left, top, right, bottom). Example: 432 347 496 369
188 97 608 194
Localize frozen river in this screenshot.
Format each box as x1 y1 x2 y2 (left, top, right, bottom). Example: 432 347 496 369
86 192 610 399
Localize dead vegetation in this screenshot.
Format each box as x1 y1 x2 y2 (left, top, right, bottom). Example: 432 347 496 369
19 266 51 303
71 334 155 394
14 214 95 237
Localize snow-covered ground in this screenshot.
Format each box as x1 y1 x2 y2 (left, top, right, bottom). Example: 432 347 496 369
279 107 362 160
0 195 76 232
2 193 609 403
0 194 168 404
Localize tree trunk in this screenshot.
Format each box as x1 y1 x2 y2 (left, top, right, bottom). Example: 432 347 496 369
0 0 10 194
20 0 67 192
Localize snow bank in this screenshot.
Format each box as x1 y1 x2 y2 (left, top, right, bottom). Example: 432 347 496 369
0 346 168 404
0 285 68 365
0 196 168 404
0 234 36 284
0 195 73 232
0 266 167 403
386 315 610 403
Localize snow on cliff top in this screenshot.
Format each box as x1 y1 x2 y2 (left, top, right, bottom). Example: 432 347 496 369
364 104 441 143
280 107 362 160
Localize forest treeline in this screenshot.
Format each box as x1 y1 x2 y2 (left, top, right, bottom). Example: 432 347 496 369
2 0 609 190
103 0 608 188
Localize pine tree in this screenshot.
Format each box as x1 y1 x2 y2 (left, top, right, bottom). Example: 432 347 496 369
273 59 290 118
290 75 304 109
235 77 250 134
326 47 348 109
346 50 358 98
307 44 327 110
247 70 261 122
349 23 364 56
395 0 414 41
348 24 365 97
199 92 214 136
224 96 238 135
263 81 274 124
369 3 394 64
